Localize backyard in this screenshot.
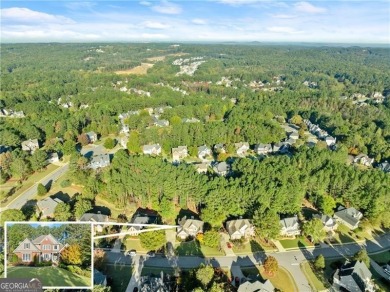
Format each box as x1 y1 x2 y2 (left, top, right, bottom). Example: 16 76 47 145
6 266 91 287
241 265 298 292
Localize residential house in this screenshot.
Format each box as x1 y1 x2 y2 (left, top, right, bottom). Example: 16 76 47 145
272 142 283 153
325 136 336 146
21 139 40 152
235 142 250 156
214 143 226 154
254 144 272 155
176 216 204 240
226 219 255 240
280 215 300 237
334 206 363 230
333 260 374 292
198 145 211 159
80 212 109 233
127 212 159 236
86 131 98 143
378 161 390 173
143 144 162 155
172 146 188 162
88 153 110 169
194 163 208 174
182 118 200 123
238 279 275 292
154 120 169 127
313 214 338 232
46 152 59 164
354 154 374 167
212 161 230 176
94 269 107 286
37 197 63 219
13 234 65 263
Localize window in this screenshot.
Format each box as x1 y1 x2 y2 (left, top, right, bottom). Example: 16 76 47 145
24 243 30 249
44 254 51 260
22 254 31 261
53 245 59 250
43 245 50 250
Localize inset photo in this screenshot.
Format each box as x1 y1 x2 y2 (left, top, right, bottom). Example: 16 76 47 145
4 222 93 289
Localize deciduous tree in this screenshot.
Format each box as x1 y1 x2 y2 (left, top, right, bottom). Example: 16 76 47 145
263 256 278 276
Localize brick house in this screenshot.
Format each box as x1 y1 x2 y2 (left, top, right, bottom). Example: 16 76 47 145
13 234 66 263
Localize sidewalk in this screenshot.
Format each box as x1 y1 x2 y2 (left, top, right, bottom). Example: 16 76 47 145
271 240 286 252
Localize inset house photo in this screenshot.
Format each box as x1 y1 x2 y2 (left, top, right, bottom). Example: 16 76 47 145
5 222 92 289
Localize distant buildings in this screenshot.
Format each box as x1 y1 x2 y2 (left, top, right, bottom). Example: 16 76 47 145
143 144 162 155
172 146 188 162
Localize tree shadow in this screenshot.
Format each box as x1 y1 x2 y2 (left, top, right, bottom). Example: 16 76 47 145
21 199 37 219
92 206 111 216
250 240 266 262
175 208 199 225
52 191 70 202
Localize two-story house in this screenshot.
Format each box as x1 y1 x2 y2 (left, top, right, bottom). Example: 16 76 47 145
280 215 300 237
172 146 188 162
13 234 66 263
226 219 255 240
334 206 363 230
176 216 204 240
142 144 162 155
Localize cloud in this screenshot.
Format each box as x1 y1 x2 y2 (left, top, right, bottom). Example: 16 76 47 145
1 7 75 24
267 26 303 34
141 33 169 39
192 18 207 25
143 21 170 29
151 1 182 14
294 2 327 14
218 0 261 5
272 14 297 19
139 1 152 6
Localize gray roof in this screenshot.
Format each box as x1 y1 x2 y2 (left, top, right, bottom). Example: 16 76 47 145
37 197 63 217
280 215 299 229
379 161 390 173
80 212 109 222
334 207 362 227
94 269 107 285
334 260 372 292
32 234 61 245
88 153 110 169
213 162 229 174
143 144 161 153
226 219 252 236
238 279 275 292
198 145 211 155
313 214 334 226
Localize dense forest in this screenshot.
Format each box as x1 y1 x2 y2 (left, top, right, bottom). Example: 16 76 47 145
1 43 390 230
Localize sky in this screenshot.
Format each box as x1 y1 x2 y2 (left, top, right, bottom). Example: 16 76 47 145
1 1 389 44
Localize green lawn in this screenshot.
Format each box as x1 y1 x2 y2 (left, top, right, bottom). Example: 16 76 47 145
301 261 328 291
124 238 147 253
7 266 91 287
233 240 265 254
279 237 314 249
101 263 132 292
241 265 298 292
176 240 223 257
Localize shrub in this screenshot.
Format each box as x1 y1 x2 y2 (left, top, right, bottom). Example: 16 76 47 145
60 179 71 188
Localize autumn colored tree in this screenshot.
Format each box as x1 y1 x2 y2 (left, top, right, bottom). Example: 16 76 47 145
61 244 82 265
94 249 105 269
77 133 89 146
263 256 278 276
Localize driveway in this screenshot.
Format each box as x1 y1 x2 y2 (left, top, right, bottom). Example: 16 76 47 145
220 233 235 256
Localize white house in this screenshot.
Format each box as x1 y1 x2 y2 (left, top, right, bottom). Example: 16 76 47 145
280 215 300 237
226 219 255 240
142 144 162 155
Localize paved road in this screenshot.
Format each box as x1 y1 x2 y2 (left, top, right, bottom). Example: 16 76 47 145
104 233 390 291
0 163 69 211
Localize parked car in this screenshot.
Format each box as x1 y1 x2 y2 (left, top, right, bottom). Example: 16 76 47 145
227 242 232 248
146 251 156 258
125 250 137 256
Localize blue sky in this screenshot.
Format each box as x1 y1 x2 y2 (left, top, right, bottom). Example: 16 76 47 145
1 1 389 43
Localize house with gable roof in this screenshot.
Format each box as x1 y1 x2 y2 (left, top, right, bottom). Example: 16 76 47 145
80 211 109 233
21 139 40 153
86 131 98 143
333 260 374 292
226 219 255 240
235 142 250 156
172 146 188 162
37 197 63 219
143 144 162 155
13 234 66 263
313 214 338 232
176 216 204 240
334 206 363 230
198 145 211 159
280 215 300 237
254 144 272 155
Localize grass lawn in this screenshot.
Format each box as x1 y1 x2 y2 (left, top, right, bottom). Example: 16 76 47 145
279 237 314 249
241 265 298 292
101 263 132 292
233 240 265 254
7 266 91 287
124 238 148 253
301 261 328 291
176 240 223 257
370 250 390 265
95 194 136 219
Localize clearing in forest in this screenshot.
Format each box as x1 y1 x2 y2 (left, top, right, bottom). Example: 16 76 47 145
115 63 154 75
